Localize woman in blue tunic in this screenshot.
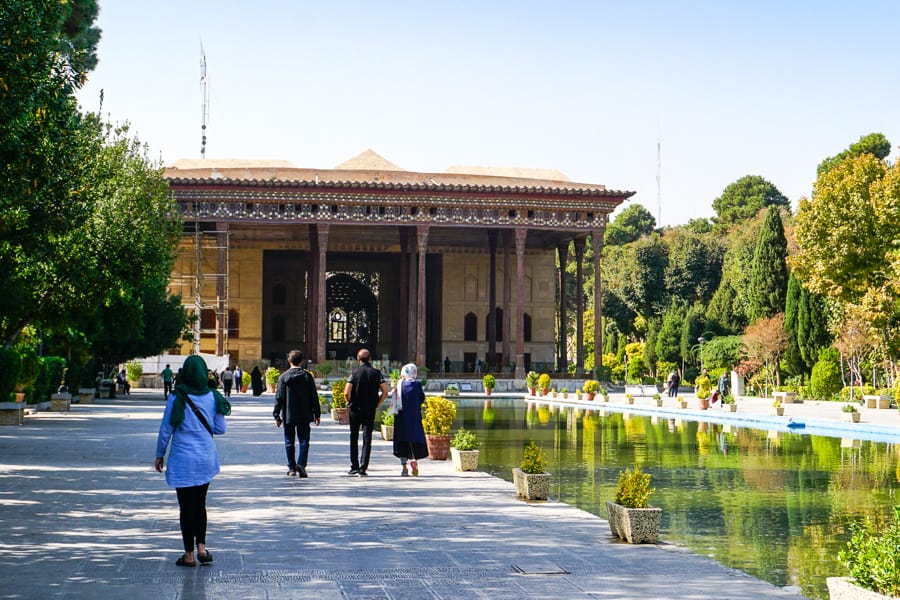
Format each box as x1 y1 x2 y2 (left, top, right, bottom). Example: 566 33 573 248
392 363 429 476
155 355 230 567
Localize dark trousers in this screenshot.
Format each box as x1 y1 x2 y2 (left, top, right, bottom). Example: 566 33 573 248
163 380 173 397
175 483 210 553
283 422 311 469
349 411 375 472
223 380 232 396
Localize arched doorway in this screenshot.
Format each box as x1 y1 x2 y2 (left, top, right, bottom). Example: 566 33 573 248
326 272 379 360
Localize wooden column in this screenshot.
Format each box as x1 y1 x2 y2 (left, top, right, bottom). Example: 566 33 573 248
306 225 318 361
407 228 417 362
592 226 605 375
315 224 329 363
415 225 429 368
557 242 569 373
398 230 409 363
574 237 586 377
487 230 498 371
502 230 511 372
514 228 527 380
215 222 229 356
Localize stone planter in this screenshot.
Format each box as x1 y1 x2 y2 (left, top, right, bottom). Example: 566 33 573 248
605 501 662 544
827 577 894 600
678 401 688 409
77 388 94 405
450 447 479 472
723 403 737 412
50 392 71 412
625 397 635 405
0 402 25 426
771 406 785 416
512 467 551 501
842 411 861 423
773 391 797 404
864 395 891 409
380 424 394 441
331 407 349 425
655 398 663 407
425 434 451 460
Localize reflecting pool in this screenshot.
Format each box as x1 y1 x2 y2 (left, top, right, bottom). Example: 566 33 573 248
457 399 900 600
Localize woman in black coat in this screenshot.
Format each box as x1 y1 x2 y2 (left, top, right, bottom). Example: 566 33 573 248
250 366 264 397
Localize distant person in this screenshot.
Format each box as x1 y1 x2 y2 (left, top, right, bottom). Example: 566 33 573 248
391 363 428 476
718 372 729 398
474 358 482 374
668 370 680 397
250 366 264 397
116 369 130 395
343 348 388 477
221 367 234 397
273 350 320 477
233 365 243 394
444 356 451 373
161 364 174 398
154 355 230 567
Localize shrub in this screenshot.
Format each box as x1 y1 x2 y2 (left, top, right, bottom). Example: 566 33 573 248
614 466 653 508
380 411 395 426
520 441 547 474
330 378 348 408
721 393 735 404
451 428 477 451
242 371 251 388
0 348 21 401
422 395 456 435
34 356 66 403
810 348 843 399
537 373 551 390
265 366 280 385
842 404 858 413
125 361 143 382
444 383 460 397
525 371 539 388
839 506 900 597
583 380 600 394
482 374 496 389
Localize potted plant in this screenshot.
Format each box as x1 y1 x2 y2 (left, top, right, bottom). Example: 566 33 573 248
538 373 551 396
583 379 600 401
653 392 663 407
771 397 784 416
482 373 496 396
525 371 540 396
422 395 457 460
241 371 250 393
625 393 635 405
560 386 568 399
444 383 460 397
575 388 582 401
829 505 900 598
677 395 688 409
842 404 861 423
512 441 551 501
606 466 661 544
125 361 143 388
721 393 737 412
450 427 479 472
317 362 333 383
330 378 349 424
265 366 280 393
380 410 395 440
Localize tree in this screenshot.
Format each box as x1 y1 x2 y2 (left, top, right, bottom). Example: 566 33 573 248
656 305 684 363
783 274 805 376
809 348 842 400
662 227 724 307
748 206 788 322
796 282 832 372
712 175 789 228
742 313 789 390
817 132 892 176
605 234 668 318
605 204 656 246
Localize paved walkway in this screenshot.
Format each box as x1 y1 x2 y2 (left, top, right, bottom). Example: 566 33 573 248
0 389 848 599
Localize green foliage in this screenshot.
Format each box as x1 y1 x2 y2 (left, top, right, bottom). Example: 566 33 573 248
783 274 805 376
265 367 281 385
330 378 348 408
810 348 843 400
525 371 539 388
712 175 789 228
839 505 900 597
34 356 66 403
748 206 788 322
614 467 654 508
380 411 394 426
125 361 143 382
604 204 656 245
817 132 892 176
242 371 251 388
422 395 457 435
583 380 600 394
701 336 742 371
537 373 551 390
662 227 724 306
0 348 21 401
656 305 684 363
842 404 858 413
451 427 478 451
679 305 705 365
797 286 832 370
482 374 495 389
520 441 547 474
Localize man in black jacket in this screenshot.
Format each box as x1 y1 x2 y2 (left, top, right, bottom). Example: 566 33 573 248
273 350 320 477
343 348 387 477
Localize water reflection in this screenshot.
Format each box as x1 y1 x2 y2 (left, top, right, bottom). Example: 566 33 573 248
461 399 900 600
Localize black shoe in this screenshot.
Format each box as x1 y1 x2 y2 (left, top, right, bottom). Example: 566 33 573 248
347 468 359 476
296 466 308 478
357 470 368 477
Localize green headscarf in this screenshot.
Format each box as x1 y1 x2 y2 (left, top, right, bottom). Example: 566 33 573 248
169 355 231 427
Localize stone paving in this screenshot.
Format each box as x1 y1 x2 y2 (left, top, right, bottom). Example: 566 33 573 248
0 388 863 599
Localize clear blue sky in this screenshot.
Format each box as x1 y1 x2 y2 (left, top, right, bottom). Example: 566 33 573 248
77 1 900 228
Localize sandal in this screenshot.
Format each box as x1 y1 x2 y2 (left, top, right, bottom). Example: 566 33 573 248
176 555 196 567
410 460 418 477
198 550 213 564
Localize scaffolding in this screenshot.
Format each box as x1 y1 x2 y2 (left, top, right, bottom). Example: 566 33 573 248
171 223 230 356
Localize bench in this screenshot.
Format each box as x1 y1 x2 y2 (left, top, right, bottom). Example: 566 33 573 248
624 384 660 397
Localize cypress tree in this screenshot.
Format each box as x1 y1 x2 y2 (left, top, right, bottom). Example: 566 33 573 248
748 206 789 322
798 286 832 370
783 274 805 376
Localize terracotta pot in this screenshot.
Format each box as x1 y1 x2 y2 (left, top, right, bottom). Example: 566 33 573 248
331 407 350 425
528 387 537 397
425 434 451 460
586 392 596 401
485 388 493 396
698 397 710 410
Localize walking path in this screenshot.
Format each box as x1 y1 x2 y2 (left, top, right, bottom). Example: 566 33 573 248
4 387 880 599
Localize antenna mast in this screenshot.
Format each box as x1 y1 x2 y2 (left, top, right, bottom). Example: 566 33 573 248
200 45 209 159
656 137 661 224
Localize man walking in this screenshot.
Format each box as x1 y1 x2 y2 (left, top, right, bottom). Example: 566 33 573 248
344 348 387 477
161 364 174 398
273 350 320 477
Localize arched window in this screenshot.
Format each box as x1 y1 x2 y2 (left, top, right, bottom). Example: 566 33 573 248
464 312 477 341
273 283 287 305
228 309 239 339
329 308 348 343
200 308 215 339
523 313 532 342
485 307 503 342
